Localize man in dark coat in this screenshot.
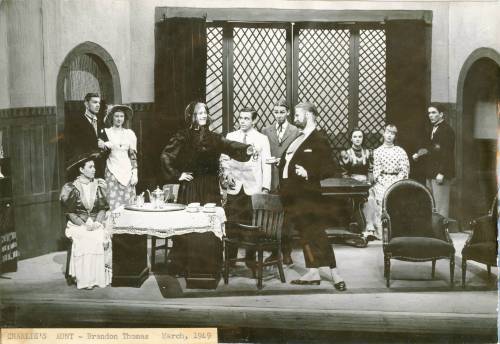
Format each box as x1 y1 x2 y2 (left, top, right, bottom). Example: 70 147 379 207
65 92 106 179
412 104 455 217
278 102 346 291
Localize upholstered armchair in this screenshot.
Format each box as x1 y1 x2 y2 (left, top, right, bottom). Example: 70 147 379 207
461 195 498 288
382 180 455 287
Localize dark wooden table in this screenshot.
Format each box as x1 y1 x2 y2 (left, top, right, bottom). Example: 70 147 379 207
320 177 371 247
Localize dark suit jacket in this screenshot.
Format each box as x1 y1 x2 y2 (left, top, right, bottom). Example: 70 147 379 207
278 129 334 204
424 121 455 180
65 112 103 165
262 122 301 191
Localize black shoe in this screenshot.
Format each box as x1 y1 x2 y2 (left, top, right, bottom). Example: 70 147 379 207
290 279 321 285
282 254 293 266
334 281 347 291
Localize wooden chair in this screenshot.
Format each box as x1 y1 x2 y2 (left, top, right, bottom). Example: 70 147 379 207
223 193 286 289
150 184 179 270
382 180 455 287
461 195 498 288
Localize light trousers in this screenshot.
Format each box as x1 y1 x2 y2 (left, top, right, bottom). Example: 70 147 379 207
426 178 451 218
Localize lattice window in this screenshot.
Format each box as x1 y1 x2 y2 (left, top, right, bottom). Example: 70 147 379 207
358 29 387 150
206 26 224 133
232 27 287 130
297 29 351 153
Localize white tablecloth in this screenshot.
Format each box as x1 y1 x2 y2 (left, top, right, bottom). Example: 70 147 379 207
112 206 226 239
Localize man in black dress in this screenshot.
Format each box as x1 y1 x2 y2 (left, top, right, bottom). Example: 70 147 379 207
278 102 346 291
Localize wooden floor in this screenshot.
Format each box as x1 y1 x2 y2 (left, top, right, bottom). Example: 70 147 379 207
0 233 497 342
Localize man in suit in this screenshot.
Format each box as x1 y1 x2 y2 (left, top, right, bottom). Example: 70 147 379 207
221 107 272 266
65 92 106 179
262 99 300 265
412 104 455 217
278 102 346 290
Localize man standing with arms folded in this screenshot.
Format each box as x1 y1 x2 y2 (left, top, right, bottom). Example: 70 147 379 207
221 107 272 268
262 99 300 265
278 102 346 290
412 104 455 218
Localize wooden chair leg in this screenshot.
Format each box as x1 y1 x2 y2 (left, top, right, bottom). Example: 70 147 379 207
151 237 157 269
65 242 74 285
450 256 455 288
164 238 169 266
223 242 229 285
257 249 264 290
431 259 436 279
487 264 491 276
462 259 467 288
277 252 286 283
384 255 390 288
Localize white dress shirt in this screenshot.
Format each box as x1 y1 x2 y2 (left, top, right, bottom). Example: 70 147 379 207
221 128 272 195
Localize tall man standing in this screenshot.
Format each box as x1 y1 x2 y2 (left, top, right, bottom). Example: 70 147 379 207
262 99 300 265
221 107 272 266
278 102 346 290
65 92 106 178
412 104 455 218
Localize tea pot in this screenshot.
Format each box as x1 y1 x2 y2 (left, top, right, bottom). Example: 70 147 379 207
150 186 164 208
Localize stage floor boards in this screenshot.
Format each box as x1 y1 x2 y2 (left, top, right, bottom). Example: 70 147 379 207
0 233 497 340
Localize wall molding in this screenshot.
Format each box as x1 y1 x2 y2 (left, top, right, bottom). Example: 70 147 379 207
0 106 56 119
156 7 433 24
129 102 154 112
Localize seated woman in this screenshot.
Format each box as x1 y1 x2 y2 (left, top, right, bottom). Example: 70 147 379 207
339 128 377 237
60 152 112 290
372 124 410 237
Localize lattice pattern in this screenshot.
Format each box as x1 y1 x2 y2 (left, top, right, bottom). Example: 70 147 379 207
232 27 287 130
297 29 351 154
358 29 387 149
206 26 224 133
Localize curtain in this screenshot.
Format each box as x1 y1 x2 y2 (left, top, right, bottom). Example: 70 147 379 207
385 20 430 182
155 17 207 128
150 17 207 185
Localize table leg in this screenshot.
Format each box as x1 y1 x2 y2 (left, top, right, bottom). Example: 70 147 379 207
112 234 149 287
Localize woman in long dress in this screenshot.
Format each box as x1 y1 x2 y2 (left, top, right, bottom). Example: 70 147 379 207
60 152 112 290
160 101 251 274
339 128 377 237
161 101 250 205
98 105 138 211
372 124 410 236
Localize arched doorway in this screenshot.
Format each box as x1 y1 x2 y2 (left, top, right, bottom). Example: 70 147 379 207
56 42 122 184
457 48 500 223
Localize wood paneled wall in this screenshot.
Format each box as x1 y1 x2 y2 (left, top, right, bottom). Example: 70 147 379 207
0 107 64 259
0 103 162 259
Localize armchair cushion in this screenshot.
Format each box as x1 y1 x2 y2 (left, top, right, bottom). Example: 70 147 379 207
385 237 455 259
462 242 497 264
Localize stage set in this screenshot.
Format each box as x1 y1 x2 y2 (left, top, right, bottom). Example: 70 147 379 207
1 1 499 342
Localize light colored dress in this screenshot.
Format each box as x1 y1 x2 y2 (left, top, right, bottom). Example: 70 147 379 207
104 127 138 210
60 177 112 289
372 144 410 233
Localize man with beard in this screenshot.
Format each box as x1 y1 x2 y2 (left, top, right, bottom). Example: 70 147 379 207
278 102 346 291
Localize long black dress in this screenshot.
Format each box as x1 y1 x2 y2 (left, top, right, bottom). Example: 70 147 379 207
160 126 250 276
161 126 250 205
